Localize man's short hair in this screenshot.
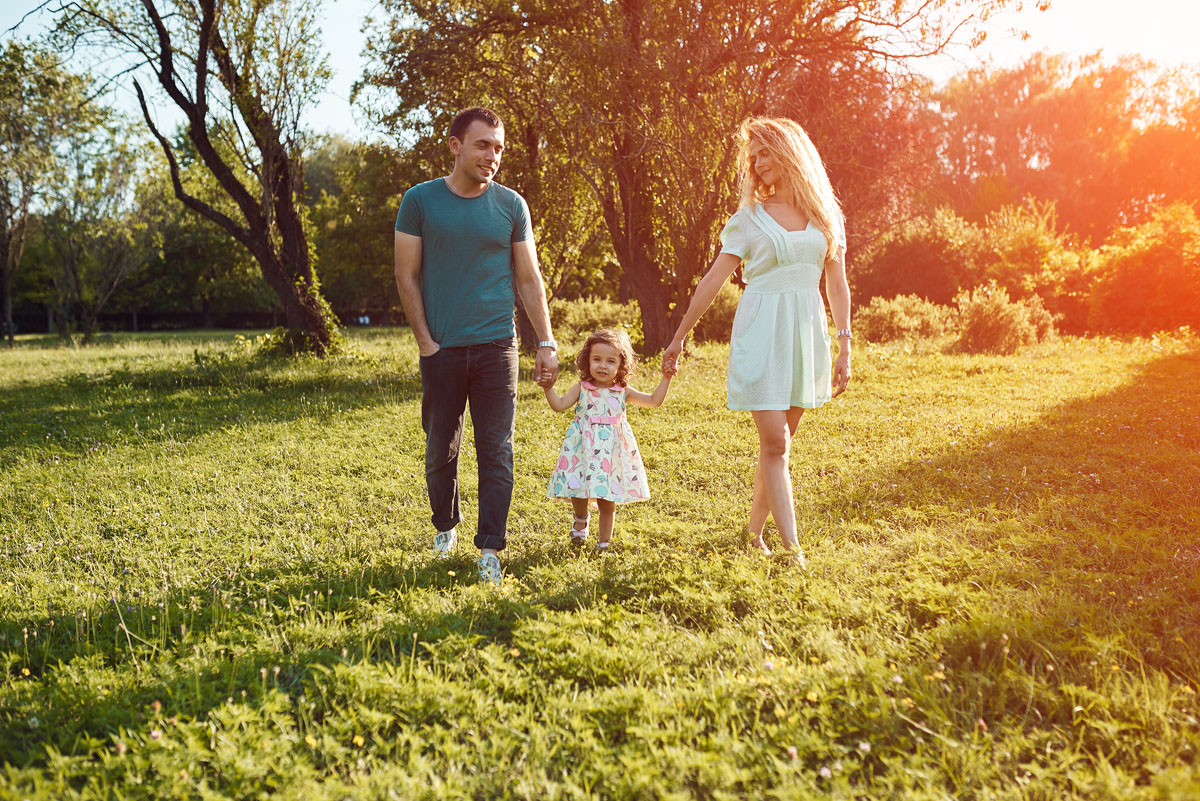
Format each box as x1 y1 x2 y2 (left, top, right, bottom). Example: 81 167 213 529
449 107 503 141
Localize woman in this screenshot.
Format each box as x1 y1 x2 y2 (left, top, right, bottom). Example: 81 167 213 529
663 116 852 567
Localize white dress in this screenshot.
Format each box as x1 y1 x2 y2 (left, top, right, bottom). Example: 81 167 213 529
720 203 833 410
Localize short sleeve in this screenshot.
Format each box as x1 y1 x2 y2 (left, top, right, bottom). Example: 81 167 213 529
511 193 533 243
394 187 423 235
719 212 749 260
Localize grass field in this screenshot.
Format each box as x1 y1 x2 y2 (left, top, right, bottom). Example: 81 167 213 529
1 328 1198 800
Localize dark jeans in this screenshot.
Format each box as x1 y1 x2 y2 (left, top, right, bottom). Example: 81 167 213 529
419 337 518 551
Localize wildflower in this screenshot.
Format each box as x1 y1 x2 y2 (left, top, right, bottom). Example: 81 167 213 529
601 593 608 600
806 691 819 703
447 571 456 578
352 735 365 747
21 668 29 677
819 766 832 779
924 670 946 681
900 697 916 709
150 729 162 739
305 735 318 748
1181 686 1196 696
976 718 988 733
857 741 871 754
763 660 775 671
786 746 798 760
28 717 39 729
509 648 521 658
891 674 903 684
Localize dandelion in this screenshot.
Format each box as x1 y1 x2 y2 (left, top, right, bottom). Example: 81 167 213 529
900 697 916 709
806 691 819 703
352 735 365 747
447 571 456 578
858 741 871 754
305 735 318 748
601 593 608 600
21 668 29 677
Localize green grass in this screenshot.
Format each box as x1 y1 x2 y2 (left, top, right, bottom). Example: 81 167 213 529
1 328 1198 800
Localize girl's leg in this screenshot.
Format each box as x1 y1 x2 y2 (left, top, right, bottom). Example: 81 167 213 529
596 499 616 545
747 408 804 551
570 498 590 531
750 409 802 552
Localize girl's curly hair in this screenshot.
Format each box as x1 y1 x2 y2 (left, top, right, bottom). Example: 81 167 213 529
575 328 637 386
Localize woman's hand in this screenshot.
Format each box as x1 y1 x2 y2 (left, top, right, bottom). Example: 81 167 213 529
662 339 683 376
832 351 851 398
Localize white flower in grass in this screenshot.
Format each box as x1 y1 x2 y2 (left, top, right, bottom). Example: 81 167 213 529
819 766 832 779
858 741 871 754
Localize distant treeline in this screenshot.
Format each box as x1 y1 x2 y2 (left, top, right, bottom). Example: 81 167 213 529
4 14 1199 345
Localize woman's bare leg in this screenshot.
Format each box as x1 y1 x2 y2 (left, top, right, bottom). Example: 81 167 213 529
751 409 805 554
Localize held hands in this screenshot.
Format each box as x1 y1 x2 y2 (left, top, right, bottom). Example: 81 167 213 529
535 347 559 388
661 339 683 377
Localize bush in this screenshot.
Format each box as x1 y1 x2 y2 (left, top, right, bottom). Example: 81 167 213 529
854 294 954 343
1088 203 1200 335
549 297 642 347
976 202 1094 334
856 203 1093 333
954 281 1055 354
692 281 742 342
855 208 983 305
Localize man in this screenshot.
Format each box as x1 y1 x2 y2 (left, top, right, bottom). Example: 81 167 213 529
394 107 558 585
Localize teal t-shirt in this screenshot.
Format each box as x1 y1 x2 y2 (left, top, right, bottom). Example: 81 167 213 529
395 178 533 348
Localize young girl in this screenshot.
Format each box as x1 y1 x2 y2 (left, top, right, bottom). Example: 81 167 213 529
544 329 672 551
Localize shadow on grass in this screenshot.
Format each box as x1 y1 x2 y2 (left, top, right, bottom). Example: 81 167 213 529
826 346 1200 674
0 348 425 468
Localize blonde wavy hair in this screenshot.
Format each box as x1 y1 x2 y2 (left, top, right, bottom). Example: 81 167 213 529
737 116 845 261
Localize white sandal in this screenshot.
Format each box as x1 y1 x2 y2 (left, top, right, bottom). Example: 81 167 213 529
569 514 590 544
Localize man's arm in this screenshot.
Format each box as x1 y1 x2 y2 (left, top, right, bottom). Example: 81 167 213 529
512 238 559 385
394 231 439 357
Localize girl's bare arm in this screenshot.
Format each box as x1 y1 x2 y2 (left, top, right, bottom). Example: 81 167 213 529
626 374 673 408
544 380 582 412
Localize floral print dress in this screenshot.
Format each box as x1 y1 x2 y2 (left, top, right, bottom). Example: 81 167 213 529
547 380 650 503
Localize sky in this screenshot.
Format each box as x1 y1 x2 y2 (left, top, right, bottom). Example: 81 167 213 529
3 0 1198 137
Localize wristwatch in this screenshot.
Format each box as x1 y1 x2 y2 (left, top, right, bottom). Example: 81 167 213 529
836 329 852 339
538 339 558 351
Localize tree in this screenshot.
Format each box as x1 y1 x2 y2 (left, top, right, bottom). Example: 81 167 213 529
932 53 1190 243
39 121 148 342
0 40 97 345
55 0 339 353
363 0 1015 350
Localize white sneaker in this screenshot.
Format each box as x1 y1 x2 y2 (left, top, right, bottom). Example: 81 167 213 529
433 528 457 558
477 553 502 585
